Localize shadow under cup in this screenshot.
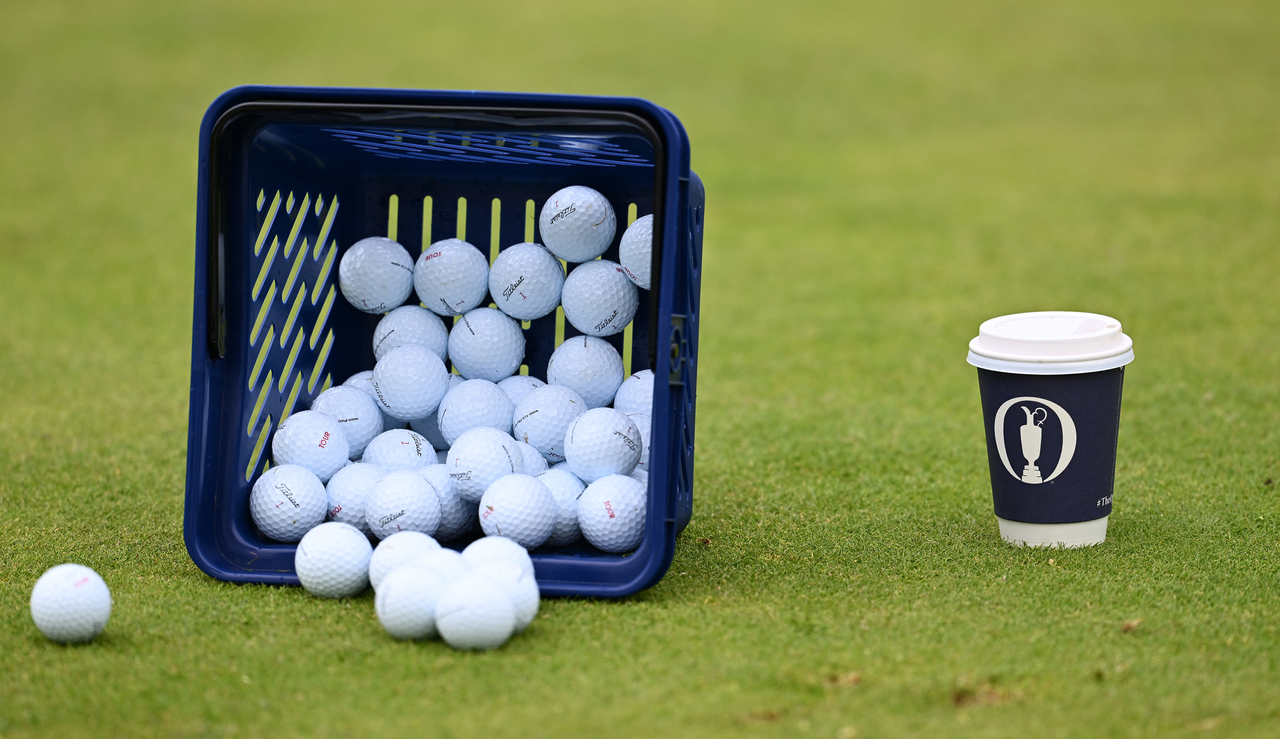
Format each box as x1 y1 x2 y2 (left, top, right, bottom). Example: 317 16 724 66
968 312 1134 548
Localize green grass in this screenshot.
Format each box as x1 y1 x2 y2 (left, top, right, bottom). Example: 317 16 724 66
3 0 1279 736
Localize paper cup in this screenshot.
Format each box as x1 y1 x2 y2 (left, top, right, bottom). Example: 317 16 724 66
968 311 1134 548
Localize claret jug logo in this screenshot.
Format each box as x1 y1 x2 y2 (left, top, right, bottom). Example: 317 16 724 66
993 396 1077 484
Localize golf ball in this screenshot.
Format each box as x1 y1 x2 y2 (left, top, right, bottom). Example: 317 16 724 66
343 370 403 432
310 386 382 459
249 464 328 542
560 259 638 338
409 373 465 452
619 214 653 289
578 474 647 553
626 412 652 472
612 369 654 418
294 522 373 599
368 530 440 591
539 186 616 263
338 236 415 314
361 429 435 472
461 535 536 579
436 379 515 447
515 441 549 475
478 474 557 549
511 384 587 463
272 410 350 483
496 374 545 408
445 426 525 503
488 242 564 320
364 470 443 540
564 407 642 483
472 560 540 633
375 564 448 640
414 238 490 317
29 564 112 643
372 305 449 362
414 546 472 583
537 467 586 547
417 464 474 541
371 344 451 421
447 308 526 382
434 575 517 650
324 462 384 536
546 335 624 408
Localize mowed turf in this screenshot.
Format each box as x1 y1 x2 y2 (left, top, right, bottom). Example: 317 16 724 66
2 0 1279 736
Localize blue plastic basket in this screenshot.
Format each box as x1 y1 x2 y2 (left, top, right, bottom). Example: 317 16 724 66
183 86 703 597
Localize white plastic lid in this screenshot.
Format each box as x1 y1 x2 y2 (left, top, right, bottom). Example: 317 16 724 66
967 311 1134 375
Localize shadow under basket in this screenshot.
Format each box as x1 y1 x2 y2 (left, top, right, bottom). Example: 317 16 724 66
183 86 704 597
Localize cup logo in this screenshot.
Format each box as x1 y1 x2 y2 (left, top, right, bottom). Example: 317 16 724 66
993 396 1077 485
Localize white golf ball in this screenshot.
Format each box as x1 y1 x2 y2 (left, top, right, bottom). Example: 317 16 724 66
409 373 465 451
578 474 647 553
361 429 435 472
626 412 652 472
461 535 535 579
294 522 373 598
310 386 382 459
414 238 490 317
417 464 474 541
512 384 587 463
344 370 403 432
372 305 449 362
448 308 525 382
368 530 440 591
272 410 350 483
539 185 616 263
619 214 653 289
560 260 638 338
29 564 111 643
537 468 586 547
338 236 415 314
478 474 556 549
445 427 524 503
496 375 546 407
515 441 549 475
546 335 624 408
564 407 642 483
414 546 472 583
472 561 540 633
376 564 448 640
436 379 515 447
365 470 442 540
371 344 451 421
250 464 328 542
629 467 648 487
435 575 517 650
324 462 384 535
612 369 654 418
488 242 564 320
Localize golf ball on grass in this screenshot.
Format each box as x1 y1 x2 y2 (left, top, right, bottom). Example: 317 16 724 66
250 464 329 542
373 305 449 362
30 564 111 643
619 214 653 289
294 522 373 599
364 470 443 540
489 242 565 320
371 344 451 422
272 410 350 483
560 259 638 338
434 575 517 650
436 379 515 447
368 531 441 591
447 308 526 382
539 185 617 263
361 429 435 472
414 238 491 317
462 535 535 579
537 468 586 547
414 546 472 583
445 427 525 503
339 236 415 314
324 462 384 535
478 474 557 549
578 474 647 553
546 335 624 408
375 564 449 640
472 560 540 633
496 375 546 407
564 407 642 483
512 384 587 464
310 386 382 459
613 369 654 418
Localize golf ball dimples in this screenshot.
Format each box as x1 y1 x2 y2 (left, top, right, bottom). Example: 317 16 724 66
613 369 654 418
435 575 517 650
410 373 465 451
371 344 451 421
539 185 617 263
365 470 443 540
445 427 525 503
368 531 440 591
344 370 403 431
619 213 654 289
373 305 449 362
414 238 490 317
30 564 111 643
417 464 475 541
629 467 648 487
310 386 382 459
560 260 638 337
546 336 624 408
339 236 415 314
325 462 384 535
512 384 587 463
626 412 652 472
516 441 549 475
294 522 373 598
437 379 515 447
272 410 350 483
415 546 472 583
497 374 545 407
472 561 540 633
488 242 564 320
462 535 535 579
448 308 526 382
537 468 586 547
250 464 329 542
376 564 448 640
564 408 642 483
478 474 557 549
578 474 647 553
362 429 435 471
